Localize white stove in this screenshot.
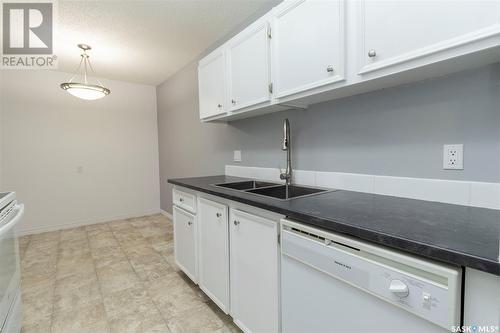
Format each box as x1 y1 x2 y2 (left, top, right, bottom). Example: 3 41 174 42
0 193 15 209
0 192 24 333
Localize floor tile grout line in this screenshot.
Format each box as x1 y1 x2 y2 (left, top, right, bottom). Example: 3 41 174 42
156 216 238 332
111 217 174 332
48 230 62 333
86 223 114 333
20 232 60 330
135 216 236 332
21 215 179 332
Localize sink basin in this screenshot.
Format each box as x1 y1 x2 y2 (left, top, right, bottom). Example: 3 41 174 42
246 185 328 200
213 180 279 191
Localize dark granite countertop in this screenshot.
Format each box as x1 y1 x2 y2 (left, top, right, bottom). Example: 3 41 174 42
168 175 500 276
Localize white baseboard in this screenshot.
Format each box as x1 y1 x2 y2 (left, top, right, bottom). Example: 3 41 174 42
16 210 161 236
160 209 173 221
226 165 500 210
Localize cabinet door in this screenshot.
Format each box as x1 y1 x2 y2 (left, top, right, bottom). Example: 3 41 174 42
273 0 345 99
173 206 197 283
464 268 500 330
230 209 279 333
228 19 271 112
198 198 230 313
357 0 500 76
198 51 226 119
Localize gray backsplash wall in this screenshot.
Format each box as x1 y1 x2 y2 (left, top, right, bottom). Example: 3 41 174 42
230 64 500 180
157 62 500 212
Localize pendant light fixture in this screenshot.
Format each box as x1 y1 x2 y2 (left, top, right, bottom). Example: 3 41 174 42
60 44 111 100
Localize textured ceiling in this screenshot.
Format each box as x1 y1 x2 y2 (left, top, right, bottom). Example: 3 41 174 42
56 0 276 86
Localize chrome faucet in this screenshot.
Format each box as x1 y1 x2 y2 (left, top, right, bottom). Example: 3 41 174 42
280 119 292 186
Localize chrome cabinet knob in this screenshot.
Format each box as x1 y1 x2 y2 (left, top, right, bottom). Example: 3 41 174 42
216 213 221 218
368 49 377 58
326 65 334 72
231 99 236 105
233 220 240 226
217 103 222 108
179 198 184 202
187 221 192 226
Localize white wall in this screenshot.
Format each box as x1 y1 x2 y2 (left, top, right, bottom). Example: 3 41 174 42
1 70 160 234
0 70 4 191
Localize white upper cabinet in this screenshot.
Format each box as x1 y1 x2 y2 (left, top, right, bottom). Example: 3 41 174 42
197 198 230 313
227 18 272 112
273 0 345 99
356 0 500 77
198 0 500 121
198 50 226 119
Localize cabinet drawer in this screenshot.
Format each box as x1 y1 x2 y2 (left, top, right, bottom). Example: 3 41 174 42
173 188 197 213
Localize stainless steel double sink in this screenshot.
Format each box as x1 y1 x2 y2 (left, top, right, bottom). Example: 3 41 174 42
213 180 331 200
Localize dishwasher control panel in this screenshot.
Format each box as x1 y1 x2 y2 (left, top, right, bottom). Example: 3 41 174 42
374 267 451 327
281 222 462 330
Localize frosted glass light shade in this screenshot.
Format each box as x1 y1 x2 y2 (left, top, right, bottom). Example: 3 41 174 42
60 82 110 100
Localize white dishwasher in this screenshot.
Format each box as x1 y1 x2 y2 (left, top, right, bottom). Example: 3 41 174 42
281 219 462 333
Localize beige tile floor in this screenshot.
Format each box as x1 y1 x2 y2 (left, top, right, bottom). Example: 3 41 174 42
18 214 241 333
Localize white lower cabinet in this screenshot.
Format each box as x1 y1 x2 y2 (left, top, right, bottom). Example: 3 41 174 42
173 206 197 283
197 198 230 313
173 188 281 332
229 209 280 333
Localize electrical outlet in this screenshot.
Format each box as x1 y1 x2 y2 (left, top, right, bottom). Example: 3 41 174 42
443 144 463 170
233 150 242 163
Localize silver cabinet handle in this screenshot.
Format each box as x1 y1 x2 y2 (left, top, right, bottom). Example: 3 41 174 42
326 65 334 72
179 198 184 202
216 213 221 218
368 49 377 58
188 221 192 226
233 220 240 226
231 99 236 105
217 103 222 108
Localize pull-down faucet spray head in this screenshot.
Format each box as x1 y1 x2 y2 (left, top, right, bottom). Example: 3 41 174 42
280 118 292 185
282 118 290 151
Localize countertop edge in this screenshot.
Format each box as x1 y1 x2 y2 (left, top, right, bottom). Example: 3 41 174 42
168 178 500 276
